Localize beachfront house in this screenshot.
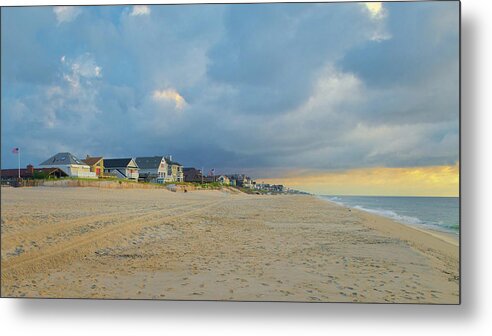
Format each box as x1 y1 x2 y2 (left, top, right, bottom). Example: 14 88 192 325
135 156 169 183
242 177 254 188
39 152 96 178
1 164 68 183
183 167 203 183
183 168 220 183
255 183 285 193
165 156 184 182
217 175 230 185
103 158 139 180
82 156 104 177
226 174 254 188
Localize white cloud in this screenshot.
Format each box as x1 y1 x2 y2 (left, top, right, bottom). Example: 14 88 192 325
302 66 363 112
152 89 187 110
94 66 102 77
344 121 458 164
43 53 104 127
216 65 366 162
360 3 391 41
61 53 102 91
53 6 81 24
130 5 151 16
370 30 392 42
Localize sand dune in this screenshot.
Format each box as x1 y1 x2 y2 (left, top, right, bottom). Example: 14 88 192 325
1 187 459 303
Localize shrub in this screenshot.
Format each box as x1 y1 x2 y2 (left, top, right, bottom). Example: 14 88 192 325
33 171 48 179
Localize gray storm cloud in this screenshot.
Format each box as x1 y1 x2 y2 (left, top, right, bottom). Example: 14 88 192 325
1 3 459 175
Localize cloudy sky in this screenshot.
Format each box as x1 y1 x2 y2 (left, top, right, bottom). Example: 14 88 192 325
1 2 459 195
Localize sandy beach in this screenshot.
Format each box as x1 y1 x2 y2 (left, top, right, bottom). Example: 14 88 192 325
0 186 459 303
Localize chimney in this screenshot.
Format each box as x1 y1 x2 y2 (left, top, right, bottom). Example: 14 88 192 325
27 164 34 175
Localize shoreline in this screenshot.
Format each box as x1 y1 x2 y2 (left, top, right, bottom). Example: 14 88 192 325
318 196 459 243
317 197 459 260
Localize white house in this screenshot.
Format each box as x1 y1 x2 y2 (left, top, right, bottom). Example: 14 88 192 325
103 158 139 180
135 156 169 183
39 152 96 178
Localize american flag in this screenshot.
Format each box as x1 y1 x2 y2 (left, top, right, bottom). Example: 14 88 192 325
12 147 19 154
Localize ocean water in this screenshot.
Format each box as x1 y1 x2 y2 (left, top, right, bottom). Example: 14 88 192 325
319 195 460 235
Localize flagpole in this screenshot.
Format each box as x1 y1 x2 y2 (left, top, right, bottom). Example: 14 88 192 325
18 148 21 179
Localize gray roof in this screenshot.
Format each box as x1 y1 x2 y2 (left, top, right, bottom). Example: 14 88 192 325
104 158 137 169
39 152 85 166
135 156 164 169
164 157 182 166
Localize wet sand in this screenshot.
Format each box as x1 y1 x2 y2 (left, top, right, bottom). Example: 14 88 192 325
1 187 459 303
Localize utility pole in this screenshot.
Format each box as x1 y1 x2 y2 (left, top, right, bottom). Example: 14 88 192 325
18 148 21 179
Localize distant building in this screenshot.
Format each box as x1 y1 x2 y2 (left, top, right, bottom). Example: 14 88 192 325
216 175 230 185
165 156 184 182
39 152 96 178
1 164 68 182
82 156 104 177
135 156 169 183
242 177 254 188
183 167 203 183
256 183 284 193
104 158 139 180
203 175 218 183
183 167 221 183
226 174 254 188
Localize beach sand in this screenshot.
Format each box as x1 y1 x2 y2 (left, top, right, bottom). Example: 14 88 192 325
0 187 459 303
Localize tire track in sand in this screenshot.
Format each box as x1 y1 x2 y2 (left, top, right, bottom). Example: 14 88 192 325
1 200 208 251
1 199 225 280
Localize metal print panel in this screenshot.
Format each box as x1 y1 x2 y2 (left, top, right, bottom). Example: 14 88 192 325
0 1 460 303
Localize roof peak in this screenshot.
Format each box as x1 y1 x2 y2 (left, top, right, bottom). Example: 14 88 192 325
39 152 85 166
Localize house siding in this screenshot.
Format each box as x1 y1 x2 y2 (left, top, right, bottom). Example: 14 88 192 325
137 158 168 183
104 159 139 180
45 164 96 178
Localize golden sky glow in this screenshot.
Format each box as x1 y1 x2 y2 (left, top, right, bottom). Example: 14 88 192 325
259 164 459 197
364 2 385 20
152 88 187 110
